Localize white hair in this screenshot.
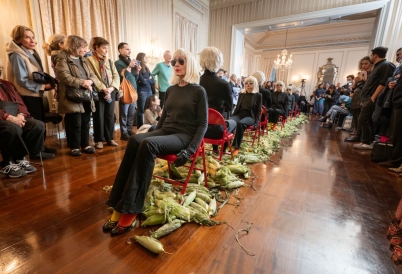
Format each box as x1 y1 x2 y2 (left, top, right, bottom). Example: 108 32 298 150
275 81 286 92
170 48 200 85
241 76 259 93
252 71 266 86
199 47 223 73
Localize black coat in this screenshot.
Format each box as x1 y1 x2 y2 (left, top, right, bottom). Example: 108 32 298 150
271 91 288 113
232 92 262 125
200 70 233 114
259 86 271 109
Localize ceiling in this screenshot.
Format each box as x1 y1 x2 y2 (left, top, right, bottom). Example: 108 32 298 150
244 10 378 52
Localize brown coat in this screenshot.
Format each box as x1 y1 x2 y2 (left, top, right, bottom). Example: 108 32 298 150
55 51 97 114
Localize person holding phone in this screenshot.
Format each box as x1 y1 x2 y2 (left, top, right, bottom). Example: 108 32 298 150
115 42 140 140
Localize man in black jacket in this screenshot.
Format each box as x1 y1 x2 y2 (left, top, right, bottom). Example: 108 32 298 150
354 47 395 150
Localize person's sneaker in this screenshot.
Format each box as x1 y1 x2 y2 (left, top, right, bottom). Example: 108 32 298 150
120 134 129 141
319 116 327 122
15 159 37 173
0 162 27 178
353 143 373 150
30 152 55 160
345 136 360 142
44 146 57 154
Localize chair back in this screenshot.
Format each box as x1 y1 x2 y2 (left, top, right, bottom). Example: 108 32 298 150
208 108 228 133
260 105 268 125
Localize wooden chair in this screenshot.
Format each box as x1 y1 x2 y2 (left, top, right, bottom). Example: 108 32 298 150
152 140 208 194
203 108 234 161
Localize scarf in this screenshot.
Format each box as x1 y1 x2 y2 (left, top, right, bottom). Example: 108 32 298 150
93 53 111 86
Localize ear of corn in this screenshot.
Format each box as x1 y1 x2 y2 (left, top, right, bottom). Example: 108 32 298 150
190 202 208 215
194 198 209 212
208 197 217 216
221 181 244 189
171 164 182 179
141 214 166 227
183 190 197 206
196 192 211 203
144 208 164 217
150 219 186 239
134 236 166 254
170 204 191 222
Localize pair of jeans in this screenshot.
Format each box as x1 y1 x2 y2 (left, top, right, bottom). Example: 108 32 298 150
93 91 116 142
106 129 193 214
228 115 255 148
0 118 45 160
64 103 91 149
136 90 152 129
358 99 376 145
119 100 136 135
327 105 349 121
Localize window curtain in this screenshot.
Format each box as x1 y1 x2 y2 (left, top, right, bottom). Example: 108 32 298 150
175 12 198 54
38 0 122 63
262 57 275 82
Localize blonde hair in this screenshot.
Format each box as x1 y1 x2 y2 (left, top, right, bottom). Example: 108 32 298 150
199 47 223 73
241 76 259 93
170 48 200 85
43 34 66 56
64 35 88 56
252 71 266 86
11 25 34 45
275 81 286 92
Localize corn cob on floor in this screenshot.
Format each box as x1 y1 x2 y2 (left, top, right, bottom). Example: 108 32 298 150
0 115 400 273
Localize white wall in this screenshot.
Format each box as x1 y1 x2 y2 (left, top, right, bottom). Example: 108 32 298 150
266 46 369 96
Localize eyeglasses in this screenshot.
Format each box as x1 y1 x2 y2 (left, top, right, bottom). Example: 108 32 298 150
245 82 254 85
276 84 282 86
170 58 185 66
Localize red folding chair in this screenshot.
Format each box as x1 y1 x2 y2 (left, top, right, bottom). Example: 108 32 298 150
244 106 266 145
279 115 287 130
152 140 208 194
203 108 234 161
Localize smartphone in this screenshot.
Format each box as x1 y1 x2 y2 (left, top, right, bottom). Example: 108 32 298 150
135 60 141 66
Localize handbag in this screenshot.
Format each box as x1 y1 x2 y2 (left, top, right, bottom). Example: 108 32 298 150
0 100 18 116
371 141 394 162
32 71 58 88
120 69 138 104
65 86 92 103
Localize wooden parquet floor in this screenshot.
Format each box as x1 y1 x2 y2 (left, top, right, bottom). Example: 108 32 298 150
1 116 401 274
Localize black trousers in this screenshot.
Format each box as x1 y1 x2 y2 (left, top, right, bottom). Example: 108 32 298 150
268 108 285 124
93 91 115 142
358 99 376 145
229 115 255 148
204 120 237 151
391 108 402 165
0 118 45 161
21 96 45 122
350 108 362 137
159 91 166 109
106 129 192 214
64 103 91 150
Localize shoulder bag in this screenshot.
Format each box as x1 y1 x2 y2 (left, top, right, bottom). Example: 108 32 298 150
120 68 138 104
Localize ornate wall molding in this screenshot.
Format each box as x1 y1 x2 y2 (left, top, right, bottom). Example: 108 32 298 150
210 0 259 10
249 35 371 51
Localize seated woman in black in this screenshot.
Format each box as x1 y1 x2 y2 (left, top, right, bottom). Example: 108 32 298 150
104 48 208 236
199 46 236 152
322 84 339 117
228 76 262 155
268 81 288 131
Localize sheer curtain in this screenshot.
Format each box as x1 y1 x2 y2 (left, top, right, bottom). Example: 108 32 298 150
175 12 198 54
38 0 122 62
262 57 275 82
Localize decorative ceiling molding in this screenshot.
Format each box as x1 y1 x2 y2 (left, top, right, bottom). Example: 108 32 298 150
183 0 208 14
210 0 258 10
246 35 372 52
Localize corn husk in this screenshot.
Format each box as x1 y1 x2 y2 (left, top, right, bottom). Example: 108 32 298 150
183 190 197 206
134 236 166 254
141 214 166 227
151 219 186 239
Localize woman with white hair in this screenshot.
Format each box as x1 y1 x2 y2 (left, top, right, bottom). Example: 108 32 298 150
228 76 262 155
199 47 236 152
268 81 288 131
104 48 208 236
252 71 271 109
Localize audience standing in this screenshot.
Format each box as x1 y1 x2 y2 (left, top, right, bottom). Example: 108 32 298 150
151 50 172 108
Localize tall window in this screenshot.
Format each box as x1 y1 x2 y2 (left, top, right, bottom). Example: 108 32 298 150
175 12 198 53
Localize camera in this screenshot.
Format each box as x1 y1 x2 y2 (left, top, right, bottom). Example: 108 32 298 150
301 79 306 83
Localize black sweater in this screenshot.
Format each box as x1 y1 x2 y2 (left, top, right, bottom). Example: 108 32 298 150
200 70 233 114
392 78 402 110
156 84 208 154
271 91 288 113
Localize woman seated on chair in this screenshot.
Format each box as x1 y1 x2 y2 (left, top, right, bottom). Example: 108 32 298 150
268 81 288 131
199 46 236 152
104 48 208 237
136 94 162 134
228 76 262 156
